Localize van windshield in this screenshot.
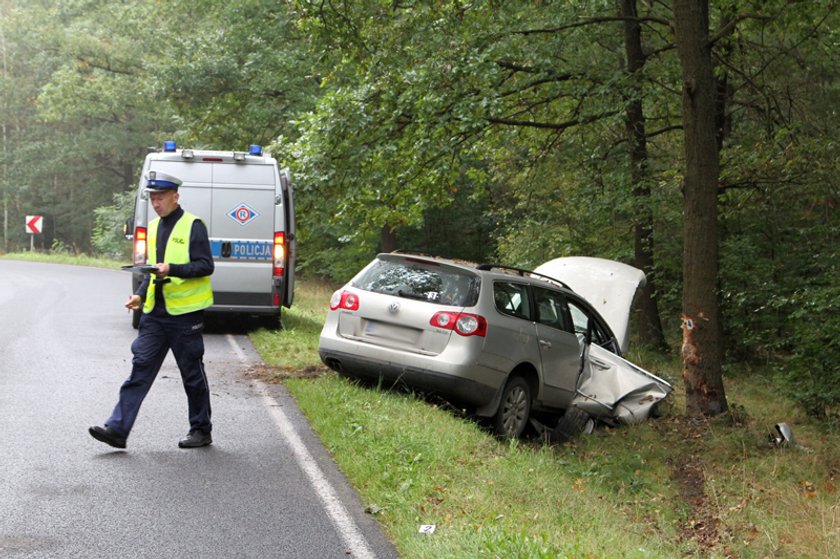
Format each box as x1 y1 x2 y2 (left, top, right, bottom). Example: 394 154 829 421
352 258 480 307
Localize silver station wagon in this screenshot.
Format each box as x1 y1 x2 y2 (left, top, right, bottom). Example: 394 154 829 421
318 253 672 438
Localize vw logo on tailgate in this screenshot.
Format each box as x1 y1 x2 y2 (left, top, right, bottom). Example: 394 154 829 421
388 302 400 314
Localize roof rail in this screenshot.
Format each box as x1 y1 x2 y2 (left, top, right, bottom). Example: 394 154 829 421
476 263 571 290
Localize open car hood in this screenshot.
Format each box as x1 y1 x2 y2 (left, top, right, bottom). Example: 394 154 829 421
534 257 645 353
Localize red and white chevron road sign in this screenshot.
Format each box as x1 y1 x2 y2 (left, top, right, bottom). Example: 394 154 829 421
25 215 43 234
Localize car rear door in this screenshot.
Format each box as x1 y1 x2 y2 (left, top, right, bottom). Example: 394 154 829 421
531 286 582 408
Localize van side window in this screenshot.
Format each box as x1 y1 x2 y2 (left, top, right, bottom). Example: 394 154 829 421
532 287 570 332
494 282 531 320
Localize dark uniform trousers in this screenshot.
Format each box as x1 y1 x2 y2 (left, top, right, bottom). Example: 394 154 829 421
106 311 212 437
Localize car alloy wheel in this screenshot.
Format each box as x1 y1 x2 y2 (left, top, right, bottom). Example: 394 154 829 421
494 376 531 439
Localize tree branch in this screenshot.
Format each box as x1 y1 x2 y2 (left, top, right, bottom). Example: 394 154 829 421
512 15 670 35
76 56 141 76
708 13 772 46
486 110 619 130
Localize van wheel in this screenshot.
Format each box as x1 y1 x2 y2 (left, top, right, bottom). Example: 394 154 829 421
492 376 531 439
131 309 141 330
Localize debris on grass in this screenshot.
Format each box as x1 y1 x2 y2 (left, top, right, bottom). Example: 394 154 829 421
247 363 329 382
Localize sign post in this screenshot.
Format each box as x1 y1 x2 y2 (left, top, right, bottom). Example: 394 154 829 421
25 215 43 251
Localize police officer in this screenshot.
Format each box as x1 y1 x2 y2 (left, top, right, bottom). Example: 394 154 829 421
89 171 215 449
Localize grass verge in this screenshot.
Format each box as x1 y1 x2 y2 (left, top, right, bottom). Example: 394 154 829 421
1 250 124 269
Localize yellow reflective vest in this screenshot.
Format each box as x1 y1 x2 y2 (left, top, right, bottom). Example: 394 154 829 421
144 212 213 315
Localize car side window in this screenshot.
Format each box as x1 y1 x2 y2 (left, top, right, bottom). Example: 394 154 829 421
567 300 609 347
532 287 570 332
494 282 531 320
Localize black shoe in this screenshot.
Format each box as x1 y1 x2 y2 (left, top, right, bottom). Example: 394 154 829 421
178 429 212 448
89 425 127 449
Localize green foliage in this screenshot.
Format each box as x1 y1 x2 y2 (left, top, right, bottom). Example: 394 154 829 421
783 275 840 420
155 1 321 148
91 190 133 259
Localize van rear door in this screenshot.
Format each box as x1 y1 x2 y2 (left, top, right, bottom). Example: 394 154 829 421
278 168 295 308
148 160 213 223
210 162 276 309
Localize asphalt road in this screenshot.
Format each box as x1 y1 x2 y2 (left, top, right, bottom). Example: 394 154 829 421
0 259 398 558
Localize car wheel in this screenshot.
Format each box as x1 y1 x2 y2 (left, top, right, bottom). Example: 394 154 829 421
493 376 531 439
553 405 595 443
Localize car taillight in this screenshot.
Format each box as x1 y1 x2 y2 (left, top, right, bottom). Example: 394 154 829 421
133 227 147 265
329 290 359 311
430 311 487 337
273 232 285 277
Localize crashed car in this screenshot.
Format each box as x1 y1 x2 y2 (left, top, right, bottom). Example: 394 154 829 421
318 253 672 438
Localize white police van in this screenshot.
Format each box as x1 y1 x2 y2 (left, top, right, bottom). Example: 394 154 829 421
126 141 295 328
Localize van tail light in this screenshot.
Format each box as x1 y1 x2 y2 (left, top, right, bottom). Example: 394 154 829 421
329 290 359 311
133 227 147 265
273 232 285 277
430 311 487 337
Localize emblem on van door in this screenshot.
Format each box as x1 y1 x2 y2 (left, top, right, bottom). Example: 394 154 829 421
227 203 260 226
389 302 400 314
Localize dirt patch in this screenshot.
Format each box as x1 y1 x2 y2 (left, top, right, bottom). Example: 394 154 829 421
664 417 728 557
671 454 722 554
247 363 329 382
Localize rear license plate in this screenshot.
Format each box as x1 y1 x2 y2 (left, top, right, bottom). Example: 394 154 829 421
363 320 421 344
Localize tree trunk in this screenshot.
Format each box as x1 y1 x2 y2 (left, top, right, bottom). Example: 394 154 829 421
380 224 397 252
621 0 667 350
672 0 728 416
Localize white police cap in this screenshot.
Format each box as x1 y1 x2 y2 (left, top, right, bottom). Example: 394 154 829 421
144 171 182 192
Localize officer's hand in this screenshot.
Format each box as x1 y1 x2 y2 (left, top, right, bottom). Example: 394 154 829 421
154 263 170 278
125 294 142 311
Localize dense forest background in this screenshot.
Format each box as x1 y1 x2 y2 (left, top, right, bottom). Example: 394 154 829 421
0 1 836 418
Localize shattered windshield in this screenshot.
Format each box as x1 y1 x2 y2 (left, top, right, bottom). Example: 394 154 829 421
353 258 480 307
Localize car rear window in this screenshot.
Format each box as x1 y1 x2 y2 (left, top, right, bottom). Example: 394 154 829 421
352 258 480 307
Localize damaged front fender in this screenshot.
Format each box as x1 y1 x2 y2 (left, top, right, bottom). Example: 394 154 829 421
571 343 673 424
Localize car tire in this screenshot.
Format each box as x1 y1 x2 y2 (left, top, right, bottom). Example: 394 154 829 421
492 376 531 439
553 405 595 443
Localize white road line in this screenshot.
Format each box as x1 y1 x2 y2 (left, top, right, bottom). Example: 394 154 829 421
225 334 376 559
225 333 249 362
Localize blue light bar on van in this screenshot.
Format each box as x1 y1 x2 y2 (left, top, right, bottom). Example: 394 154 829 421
249 145 263 156
164 141 177 152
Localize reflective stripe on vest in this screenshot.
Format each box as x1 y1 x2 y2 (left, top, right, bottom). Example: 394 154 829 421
144 212 213 315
